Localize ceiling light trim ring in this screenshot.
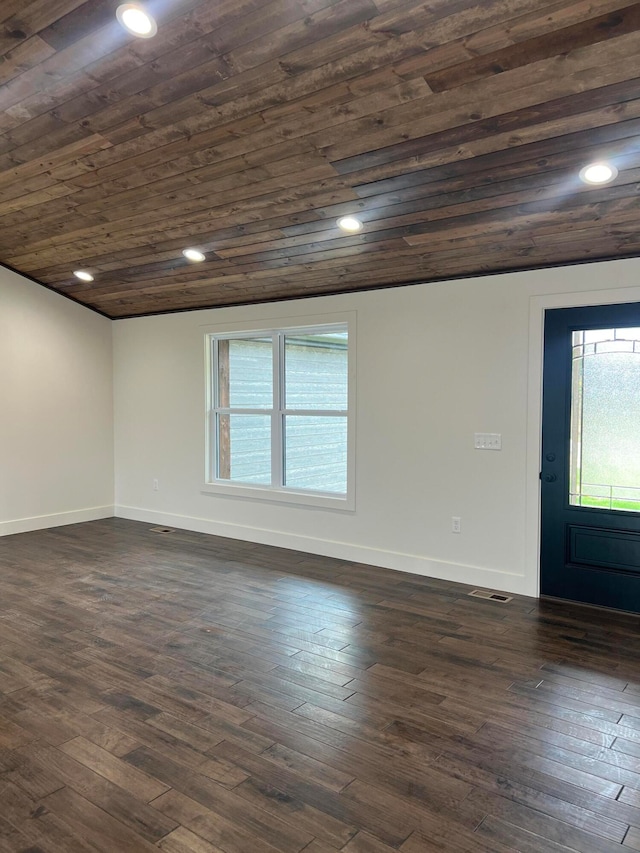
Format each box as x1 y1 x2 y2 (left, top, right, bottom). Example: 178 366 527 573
337 215 363 233
116 3 158 38
579 162 618 185
183 248 206 262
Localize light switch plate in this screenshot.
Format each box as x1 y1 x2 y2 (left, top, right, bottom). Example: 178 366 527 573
474 433 502 450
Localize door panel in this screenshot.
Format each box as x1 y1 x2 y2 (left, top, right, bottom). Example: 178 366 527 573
540 303 640 613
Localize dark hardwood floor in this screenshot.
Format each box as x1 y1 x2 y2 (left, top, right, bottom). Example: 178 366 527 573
0 519 639 852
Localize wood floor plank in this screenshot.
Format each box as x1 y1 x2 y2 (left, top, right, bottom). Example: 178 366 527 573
17 741 179 843
152 788 301 853
466 788 631 853
58 736 169 801
0 518 638 852
158 826 226 853
125 745 314 852
42 786 162 853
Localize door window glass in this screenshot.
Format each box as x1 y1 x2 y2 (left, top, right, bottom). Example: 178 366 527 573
570 328 640 511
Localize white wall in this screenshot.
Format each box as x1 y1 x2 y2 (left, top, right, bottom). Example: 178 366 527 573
0 267 114 535
113 258 640 596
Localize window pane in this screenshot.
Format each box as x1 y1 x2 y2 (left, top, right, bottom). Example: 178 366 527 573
284 416 347 493
218 414 271 484
284 331 347 410
570 327 640 512
219 338 272 409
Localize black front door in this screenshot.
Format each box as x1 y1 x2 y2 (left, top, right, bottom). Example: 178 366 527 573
541 303 640 613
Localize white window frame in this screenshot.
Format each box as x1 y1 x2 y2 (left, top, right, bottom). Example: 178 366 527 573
202 312 355 510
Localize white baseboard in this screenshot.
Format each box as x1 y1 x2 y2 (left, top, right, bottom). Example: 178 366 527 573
115 505 531 596
0 505 114 537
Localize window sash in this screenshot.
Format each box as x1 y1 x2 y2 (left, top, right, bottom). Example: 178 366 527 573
210 324 348 494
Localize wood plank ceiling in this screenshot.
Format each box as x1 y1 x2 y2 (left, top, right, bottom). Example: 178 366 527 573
1 1 639 319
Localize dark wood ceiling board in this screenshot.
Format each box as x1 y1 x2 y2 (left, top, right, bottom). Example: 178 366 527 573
2 1 252 129
425 5 640 95
219 0 380 74
372 0 546 45
212 173 640 261
59 0 387 152
295 148 640 242
0 177 334 260
3 184 359 269
63 139 317 222
52 43 230 131
12 167 353 249
87 211 636 301
0 37 56 105
98 247 640 317
66 211 637 306
50 27 238 131
37 0 128 52
0 0 32 27
143 238 640 295
8 0 564 177
0 0 584 162
6 41 616 233
532 222 640 252
323 36 640 168
0 182 77 220
1 1 640 317
88 267 421 313
388 0 629 87
332 97 634 199
68 156 339 222
330 75 640 175
65 245 438 299
330 97 640 206
279 137 640 244
10 149 640 276
464 0 633 48
30 216 318 281
0 172 60 205
79 239 412 303
426 239 640 275
216 185 580 260
95 233 411 291
37 230 293 283
0 133 113 192
351 112 640 201
0 0 86 57
403 195 640 248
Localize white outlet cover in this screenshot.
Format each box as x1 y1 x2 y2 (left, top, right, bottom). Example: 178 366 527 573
474 433 502 450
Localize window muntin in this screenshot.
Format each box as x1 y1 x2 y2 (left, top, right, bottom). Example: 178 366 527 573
208 323 349 499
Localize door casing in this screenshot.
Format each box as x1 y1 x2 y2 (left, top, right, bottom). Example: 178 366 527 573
526 282 640 599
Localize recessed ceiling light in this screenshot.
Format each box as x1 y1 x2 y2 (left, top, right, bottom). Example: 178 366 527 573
116 3 157 38
182 248 206 262
579 162 618 185
73 270 94 282
337 215 363 233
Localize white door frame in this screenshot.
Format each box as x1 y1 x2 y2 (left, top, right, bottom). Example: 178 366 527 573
525 282 640 598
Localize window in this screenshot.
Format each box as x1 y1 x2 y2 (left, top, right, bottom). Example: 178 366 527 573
205 319 353 508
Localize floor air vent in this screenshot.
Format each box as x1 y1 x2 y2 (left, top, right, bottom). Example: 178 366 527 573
468 589 513 603
149 526 175 534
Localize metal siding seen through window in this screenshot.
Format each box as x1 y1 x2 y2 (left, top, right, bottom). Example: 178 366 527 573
222 338 272 408
284 332 348 410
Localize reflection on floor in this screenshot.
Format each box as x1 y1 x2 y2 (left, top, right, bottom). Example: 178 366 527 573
0 518 639 852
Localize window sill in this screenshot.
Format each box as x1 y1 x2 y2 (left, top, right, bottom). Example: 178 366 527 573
201 481 355 511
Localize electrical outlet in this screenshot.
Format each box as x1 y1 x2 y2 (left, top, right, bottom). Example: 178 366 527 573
451 516 461 533
153 479 159 491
